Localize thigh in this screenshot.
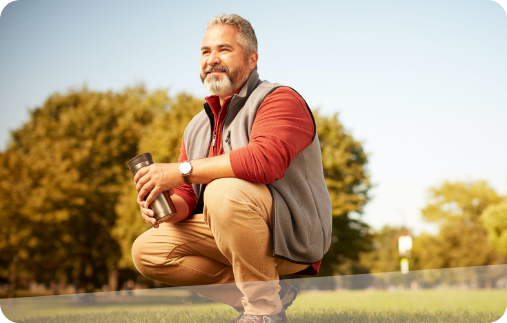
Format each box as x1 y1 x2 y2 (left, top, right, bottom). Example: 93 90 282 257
204 178 273 230
132 213 231 267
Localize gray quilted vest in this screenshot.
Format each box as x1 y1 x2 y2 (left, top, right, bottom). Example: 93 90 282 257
183 70 332 264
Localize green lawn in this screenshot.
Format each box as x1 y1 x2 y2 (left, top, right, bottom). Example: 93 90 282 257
2 289 505 322
292 289 507 312
10 307 504 323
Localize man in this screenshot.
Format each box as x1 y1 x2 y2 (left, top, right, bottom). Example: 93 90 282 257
132 14 332 323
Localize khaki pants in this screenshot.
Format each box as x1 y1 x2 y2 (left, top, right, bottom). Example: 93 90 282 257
132 178 308 315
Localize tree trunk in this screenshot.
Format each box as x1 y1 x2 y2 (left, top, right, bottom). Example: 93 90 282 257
7 253 20 299
58 272 68 293
108 264 118 292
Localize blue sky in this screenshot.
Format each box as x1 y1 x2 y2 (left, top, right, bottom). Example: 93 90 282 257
1 0 506 234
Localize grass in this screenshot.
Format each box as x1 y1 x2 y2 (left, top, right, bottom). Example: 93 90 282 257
12 308 504 323
2 289 506 322
292 289 507 312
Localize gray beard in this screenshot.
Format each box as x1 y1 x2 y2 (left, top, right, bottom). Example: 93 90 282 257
204 73 235 97
203 67 250 97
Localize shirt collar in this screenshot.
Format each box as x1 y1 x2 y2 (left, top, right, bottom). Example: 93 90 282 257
204 89 242 115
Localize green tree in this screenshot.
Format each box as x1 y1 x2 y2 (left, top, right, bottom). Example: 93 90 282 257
411 233 446 271
359 226 410 274
314 111 372 276
422 181 501 224
412 180 504 272
413 221 498 270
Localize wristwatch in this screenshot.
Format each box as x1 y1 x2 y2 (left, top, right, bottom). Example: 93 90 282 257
179 161 193 184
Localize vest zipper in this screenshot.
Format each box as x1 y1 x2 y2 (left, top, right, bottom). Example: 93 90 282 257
225 130 231 144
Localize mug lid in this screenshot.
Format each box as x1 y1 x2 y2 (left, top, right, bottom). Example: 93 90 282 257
127 153 153 170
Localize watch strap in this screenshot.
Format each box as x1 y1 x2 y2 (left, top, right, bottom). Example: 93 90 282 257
182 173 192 185
180 161 192 184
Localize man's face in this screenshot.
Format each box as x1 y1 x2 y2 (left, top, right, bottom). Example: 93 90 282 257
200 24 257 97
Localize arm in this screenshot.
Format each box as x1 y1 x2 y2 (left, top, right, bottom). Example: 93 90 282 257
135 153 234 202
137 136 222 228
135 152 235 227
229 87 315 183
136 87 314 223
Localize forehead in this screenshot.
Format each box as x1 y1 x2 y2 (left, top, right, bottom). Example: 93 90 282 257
201 24 241 48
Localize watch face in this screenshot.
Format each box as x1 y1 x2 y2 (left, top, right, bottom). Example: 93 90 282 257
179 162 192 174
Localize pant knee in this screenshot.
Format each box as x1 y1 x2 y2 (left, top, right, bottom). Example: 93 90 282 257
204 178 243 202
131 233 159 280
132 230 199 284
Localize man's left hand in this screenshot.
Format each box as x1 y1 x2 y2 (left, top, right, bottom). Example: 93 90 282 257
134 163 183 205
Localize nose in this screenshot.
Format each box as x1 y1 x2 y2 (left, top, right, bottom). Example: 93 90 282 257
207 50 220 66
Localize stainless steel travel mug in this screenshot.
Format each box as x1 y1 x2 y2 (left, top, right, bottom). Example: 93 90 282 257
127 153 177 224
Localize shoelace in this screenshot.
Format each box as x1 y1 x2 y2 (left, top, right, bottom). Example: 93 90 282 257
240 313 282 323
241 315 262 322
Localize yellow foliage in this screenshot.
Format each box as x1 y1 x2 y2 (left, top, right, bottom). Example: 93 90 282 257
481 201 507 256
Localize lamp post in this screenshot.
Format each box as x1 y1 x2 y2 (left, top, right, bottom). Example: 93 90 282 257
398 235 412 289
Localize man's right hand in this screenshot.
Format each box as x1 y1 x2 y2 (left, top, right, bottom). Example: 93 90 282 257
137 189 174 229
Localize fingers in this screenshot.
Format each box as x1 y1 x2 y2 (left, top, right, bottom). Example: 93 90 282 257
134 166 149 184
137 196 151 211
139 204 159 228
136 174 151 193
137 180 155 201
145 187 161 206
139 202 154 217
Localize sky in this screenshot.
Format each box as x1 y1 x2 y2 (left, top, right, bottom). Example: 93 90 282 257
0 0 506 235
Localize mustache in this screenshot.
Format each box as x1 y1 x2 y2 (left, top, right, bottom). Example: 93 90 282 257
204 64 229 76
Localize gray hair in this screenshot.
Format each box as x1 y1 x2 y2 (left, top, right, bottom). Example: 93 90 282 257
206 14 258 58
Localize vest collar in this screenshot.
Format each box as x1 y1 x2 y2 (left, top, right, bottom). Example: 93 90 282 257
228 69 262 115
203 69 262 120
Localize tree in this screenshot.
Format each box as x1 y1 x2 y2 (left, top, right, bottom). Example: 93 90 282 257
1 85 166 292
421 181 501 224
0 150 38 297
113 92 204 270
114 107 373 277
1 88 372 293
412 181 504 272
359 226 410 274
313 111 373 276
413 221 498 270
481 201 507 257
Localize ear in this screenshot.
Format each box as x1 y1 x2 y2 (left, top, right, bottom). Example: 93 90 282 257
248 51 259 70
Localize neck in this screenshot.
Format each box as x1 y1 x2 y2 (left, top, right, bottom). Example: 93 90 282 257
219 95 228 106
215 70 254 106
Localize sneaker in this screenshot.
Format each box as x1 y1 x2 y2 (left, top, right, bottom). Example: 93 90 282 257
278 279 298 311
229 280 296 322
237 311 287 323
